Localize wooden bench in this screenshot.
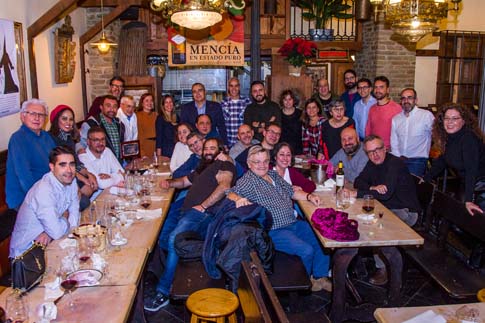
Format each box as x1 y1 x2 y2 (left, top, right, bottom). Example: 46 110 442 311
171 251 311 301
403 190 485 298
238 251 330 323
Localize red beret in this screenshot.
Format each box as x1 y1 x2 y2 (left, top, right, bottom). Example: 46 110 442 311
50 104 74 124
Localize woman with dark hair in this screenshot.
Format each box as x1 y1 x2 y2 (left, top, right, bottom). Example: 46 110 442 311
425 103 485 215
49 105 97 208
156 95 179 159
301 98 326 158
272 142 315 193
321 100 355 159
279 89 303 155
169 123 194 172
137 93 158 157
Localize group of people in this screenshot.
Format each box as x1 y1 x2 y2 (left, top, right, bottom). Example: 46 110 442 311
5 69 485 312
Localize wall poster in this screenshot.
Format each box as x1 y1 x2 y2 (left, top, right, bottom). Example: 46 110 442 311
0 19 22 117
168 13 245 67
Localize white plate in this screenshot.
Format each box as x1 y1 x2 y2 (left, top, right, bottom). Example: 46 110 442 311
67 269 103 287
111 237 128 246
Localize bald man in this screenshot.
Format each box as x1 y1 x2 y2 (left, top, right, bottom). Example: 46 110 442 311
229 124 259 160
330 127 368 183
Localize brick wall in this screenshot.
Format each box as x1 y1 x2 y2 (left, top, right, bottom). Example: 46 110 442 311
354 19 416 101
85 8 121 107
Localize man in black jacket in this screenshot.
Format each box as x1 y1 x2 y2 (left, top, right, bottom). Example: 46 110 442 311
345 134 420 285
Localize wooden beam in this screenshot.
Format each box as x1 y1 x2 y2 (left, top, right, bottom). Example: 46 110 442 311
27 0 87 98
80 0 141 116
416 49 439 57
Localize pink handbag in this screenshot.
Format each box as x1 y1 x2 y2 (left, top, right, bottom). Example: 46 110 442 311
311 208 360 241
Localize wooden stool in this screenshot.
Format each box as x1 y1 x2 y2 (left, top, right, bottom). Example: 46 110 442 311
186 288 239 323
477 288 485 302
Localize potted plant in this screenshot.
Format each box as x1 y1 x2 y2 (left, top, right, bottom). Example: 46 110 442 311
296 0 353 41
278 38 317 76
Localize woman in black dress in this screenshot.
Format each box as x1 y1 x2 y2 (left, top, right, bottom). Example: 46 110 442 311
279 89 303 155
156 94 179 159
321 100 355 159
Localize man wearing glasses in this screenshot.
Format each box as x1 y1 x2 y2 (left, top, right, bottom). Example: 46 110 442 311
86 76 125 120
78 126 124 190
353 78 376 140
6 99 56 210
390 88 434 177
346 134 420 285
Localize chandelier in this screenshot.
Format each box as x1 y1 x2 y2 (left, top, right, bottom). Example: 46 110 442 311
90 0 117 53
150 0 246 30
369 0 462 42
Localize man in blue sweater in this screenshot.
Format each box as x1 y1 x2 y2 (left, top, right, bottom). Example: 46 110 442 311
6 99 56 210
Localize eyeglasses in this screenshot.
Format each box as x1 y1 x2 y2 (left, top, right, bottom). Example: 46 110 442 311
267 130 281 136
366 146 385 155
331 107 345 113
249 159 270 165
400 96 415 101
443 116 462 123
188 139 201 149
357 86 370 90
23 111 47 119
88 137 106 143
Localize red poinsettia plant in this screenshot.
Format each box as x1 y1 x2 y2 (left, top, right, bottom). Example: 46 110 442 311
278 37 317 67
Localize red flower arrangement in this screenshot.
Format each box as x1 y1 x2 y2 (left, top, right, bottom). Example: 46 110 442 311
278 37 317 67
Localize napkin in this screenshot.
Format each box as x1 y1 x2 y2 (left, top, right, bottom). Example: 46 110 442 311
109 187 135 196
44 277 63 300
150 195 169 201
59 237 77 249
156 171 171 177
38 302 57 322
314 184 332 192
136 208 163 220
91 253 106 272
324 178 336 188
402 310 446 323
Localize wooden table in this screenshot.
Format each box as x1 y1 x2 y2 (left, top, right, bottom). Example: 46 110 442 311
299 190 424 323
0 285 137 323
42 247 148 287
374 302 485 322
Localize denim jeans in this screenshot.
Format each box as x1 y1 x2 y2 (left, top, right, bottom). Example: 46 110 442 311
269 220 330 278
405 158 428 177
156 208 212 295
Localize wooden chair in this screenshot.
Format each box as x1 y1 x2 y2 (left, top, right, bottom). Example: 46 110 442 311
412 175 435 230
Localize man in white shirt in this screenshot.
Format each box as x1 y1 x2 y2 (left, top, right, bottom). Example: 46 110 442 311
390 88 435 177
79 126 124 189
116 95 138 141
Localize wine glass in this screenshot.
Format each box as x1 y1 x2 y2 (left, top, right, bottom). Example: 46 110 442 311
6 291 28 323
140 196 151 210
362 195 375 214
60 275 78 309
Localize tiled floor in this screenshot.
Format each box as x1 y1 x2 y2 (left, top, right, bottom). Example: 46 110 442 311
144 256 476 323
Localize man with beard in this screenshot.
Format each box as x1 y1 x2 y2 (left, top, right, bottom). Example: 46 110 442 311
330 127 368 183
390 88 434 177
244 81 281 142
10 146 80 257
312 78 337 119
80 95 125 162
340 69 361 119
229 124 260 159
365 76 401 150
86 76 124 119
145 138 236 311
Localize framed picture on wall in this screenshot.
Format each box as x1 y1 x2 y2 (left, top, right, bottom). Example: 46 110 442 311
14 22 27 103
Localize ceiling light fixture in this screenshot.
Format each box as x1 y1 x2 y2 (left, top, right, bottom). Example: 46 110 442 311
150 0 246 30
369 0 462 42
90 0 118 53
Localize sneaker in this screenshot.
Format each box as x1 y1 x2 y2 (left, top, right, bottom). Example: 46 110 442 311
311 276 332 292
144 291 170 312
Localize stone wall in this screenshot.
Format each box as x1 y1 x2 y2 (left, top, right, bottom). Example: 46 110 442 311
354 19 416 101
85 8 121 107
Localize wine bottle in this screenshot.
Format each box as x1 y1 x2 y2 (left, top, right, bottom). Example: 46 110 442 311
335 161 344 193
